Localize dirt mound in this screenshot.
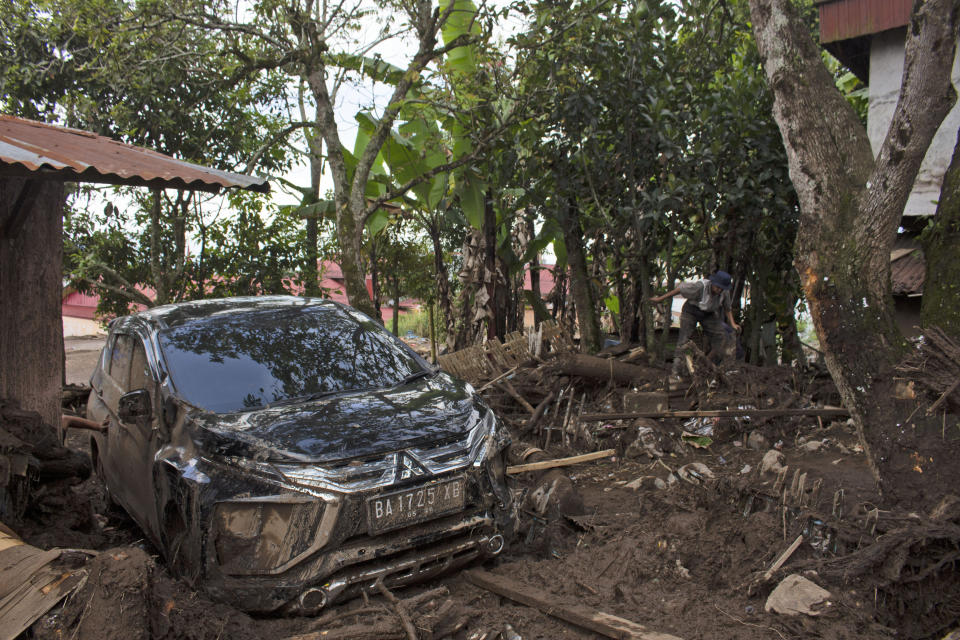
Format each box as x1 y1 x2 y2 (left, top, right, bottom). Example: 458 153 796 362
35 546 262 640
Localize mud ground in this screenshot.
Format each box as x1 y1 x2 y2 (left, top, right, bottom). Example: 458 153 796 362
20 349 958 640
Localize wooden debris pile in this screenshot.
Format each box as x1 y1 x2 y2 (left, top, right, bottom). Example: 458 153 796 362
897 326 960 415
439 329 843 463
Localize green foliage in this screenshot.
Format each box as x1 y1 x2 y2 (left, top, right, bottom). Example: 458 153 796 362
396 308 434 339
2 0 295 316
498 0 800 355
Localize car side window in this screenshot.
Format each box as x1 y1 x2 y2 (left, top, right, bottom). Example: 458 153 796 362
109 334 134 389
128 340 153 396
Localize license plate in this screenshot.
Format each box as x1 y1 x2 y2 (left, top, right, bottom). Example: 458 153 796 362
367 477 465 535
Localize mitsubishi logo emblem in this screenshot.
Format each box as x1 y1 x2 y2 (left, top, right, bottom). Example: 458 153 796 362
398 452 427 480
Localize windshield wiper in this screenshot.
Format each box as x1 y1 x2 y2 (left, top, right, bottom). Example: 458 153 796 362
264 389 348 409
395 368 435 387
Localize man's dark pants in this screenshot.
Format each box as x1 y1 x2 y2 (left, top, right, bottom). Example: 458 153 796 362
671 303 728 376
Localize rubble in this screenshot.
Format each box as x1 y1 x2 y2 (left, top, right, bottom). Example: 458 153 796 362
6 324 958 639
764 574 832 616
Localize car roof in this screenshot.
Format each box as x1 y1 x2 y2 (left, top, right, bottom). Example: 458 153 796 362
120 296 343 331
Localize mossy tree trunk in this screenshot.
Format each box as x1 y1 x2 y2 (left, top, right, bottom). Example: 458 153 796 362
922 131 960 341
559 200 602 354
749 0 959 506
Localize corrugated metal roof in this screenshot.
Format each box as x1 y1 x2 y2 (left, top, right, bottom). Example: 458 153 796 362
891 239 924 296
0 114 268 193
818 0 912 44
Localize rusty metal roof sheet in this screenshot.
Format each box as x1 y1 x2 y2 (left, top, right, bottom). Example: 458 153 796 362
891 240 925 296
817 0 912 44
0 114 268 193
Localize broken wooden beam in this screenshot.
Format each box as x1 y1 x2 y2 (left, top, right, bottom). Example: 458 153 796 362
498 379 536 414
579 407 849 422
524 390 556 434
551 354 661 384
505 449 616 475
763 534 805 581
465 569 683 639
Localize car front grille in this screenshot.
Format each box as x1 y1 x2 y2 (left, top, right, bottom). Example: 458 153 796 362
272 425 488 493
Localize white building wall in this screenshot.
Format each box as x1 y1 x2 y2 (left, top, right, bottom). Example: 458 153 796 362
63 315 106 337
868 29 960 217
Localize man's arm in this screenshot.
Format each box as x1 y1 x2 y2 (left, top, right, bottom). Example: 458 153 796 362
725 308 740 332
649 287 681 304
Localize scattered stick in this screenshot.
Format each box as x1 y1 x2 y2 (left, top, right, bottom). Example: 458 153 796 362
375 579 418 640
525 391 556 434
499 379 536 414
304 607 390 632
764 535 805 581
465 569 683 639
928 379 960 415
579 408 849 422
506 449 616 475
476 366 520 392
399 586 449 611
713 604 787 640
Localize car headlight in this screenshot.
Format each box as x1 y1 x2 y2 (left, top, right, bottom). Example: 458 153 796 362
212 495 338 575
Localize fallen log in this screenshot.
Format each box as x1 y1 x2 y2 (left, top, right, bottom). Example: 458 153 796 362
524 390 556 434
579 407 849 422
506 449 616 475
465 569 683 640
550 354 660 384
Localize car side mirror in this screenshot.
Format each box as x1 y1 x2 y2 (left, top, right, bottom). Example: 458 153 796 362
119 389 153 423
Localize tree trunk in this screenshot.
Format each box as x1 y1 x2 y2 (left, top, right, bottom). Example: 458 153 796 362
778 278 803 364
392 275 401 336
749 0 958 505
149 189 168 305
527 216 542 329
304 156 322 297
0 178 65 434
370 236 383 323
559 201 602 353
922 131 960 341
483 196 499 340
427 215 456 350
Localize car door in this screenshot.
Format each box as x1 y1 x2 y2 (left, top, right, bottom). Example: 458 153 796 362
109 335 164 536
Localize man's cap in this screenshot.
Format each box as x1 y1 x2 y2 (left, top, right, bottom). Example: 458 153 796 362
709 270 732 290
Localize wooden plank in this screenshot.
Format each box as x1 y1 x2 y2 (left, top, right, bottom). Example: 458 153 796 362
0 528 24 554
0 548 61 601
465 569 683 640
579 408 850 422
0 566 85 640
763 534 805 581
506 449 616 475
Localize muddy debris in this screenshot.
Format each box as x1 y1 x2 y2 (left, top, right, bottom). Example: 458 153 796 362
4 328 960 639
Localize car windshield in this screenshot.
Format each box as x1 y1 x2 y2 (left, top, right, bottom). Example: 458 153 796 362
157 304 424 413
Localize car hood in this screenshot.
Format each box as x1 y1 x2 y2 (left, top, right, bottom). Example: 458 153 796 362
189 374 482 463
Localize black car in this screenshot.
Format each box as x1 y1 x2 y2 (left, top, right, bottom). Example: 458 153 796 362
86 296 515 613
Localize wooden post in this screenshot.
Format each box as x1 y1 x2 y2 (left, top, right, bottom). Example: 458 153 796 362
0 178 65 436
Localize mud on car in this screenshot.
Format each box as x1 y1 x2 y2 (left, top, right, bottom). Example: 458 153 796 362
86 296 515 613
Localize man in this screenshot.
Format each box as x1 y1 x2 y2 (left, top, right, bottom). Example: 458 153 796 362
649 271 740 378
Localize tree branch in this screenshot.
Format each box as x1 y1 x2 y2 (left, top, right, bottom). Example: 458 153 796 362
76 264 154 309
864 0 958 243
243 121 319 174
